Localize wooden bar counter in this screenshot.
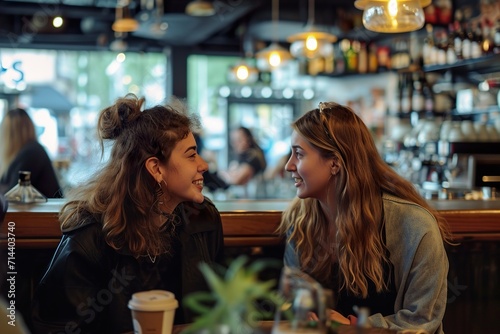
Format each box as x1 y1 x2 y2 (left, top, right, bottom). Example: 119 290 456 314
1 199 499 334
2 198 500 248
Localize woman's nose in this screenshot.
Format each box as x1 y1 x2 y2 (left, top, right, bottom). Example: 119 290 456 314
199 156 209 173
285 158 295 172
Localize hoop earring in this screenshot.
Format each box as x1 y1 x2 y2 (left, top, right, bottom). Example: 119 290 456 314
156 181 164 206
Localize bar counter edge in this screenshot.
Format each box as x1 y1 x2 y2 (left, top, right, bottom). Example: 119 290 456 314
2 198 500 248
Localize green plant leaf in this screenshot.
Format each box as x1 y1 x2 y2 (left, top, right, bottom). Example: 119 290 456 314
184 255 282 333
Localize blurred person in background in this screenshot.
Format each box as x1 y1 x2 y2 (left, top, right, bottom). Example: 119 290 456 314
193 131 229 194
219 126 267 188
0 108 63 198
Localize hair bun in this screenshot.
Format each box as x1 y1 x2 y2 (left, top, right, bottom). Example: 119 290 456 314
98 94 145 139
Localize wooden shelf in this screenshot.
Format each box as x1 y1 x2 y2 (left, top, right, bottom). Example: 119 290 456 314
423 54 500 75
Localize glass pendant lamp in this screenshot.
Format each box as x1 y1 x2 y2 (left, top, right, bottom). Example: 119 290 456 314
228 60 259 84
354 0 431 33
256 0 292 70
287 0 337 59
112 0 139 33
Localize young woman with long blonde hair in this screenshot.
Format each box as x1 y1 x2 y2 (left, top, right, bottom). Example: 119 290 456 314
279 102 451 334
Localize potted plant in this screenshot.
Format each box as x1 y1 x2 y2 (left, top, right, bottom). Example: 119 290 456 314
182 255 282 334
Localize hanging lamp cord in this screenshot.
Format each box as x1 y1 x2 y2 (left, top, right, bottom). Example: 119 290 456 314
308 0 315 25
272 0 278 42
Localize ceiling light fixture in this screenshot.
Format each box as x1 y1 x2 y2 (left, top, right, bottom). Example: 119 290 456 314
112 0 139 33
228 60 259 84
256 0 292 70
354 0 430 33
287 0 337 59
185 0 216 16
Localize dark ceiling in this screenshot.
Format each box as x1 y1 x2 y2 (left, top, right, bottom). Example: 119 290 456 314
0 0 376 53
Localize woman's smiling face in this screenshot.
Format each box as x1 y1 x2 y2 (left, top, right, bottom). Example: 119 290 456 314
285 130 335 203
162 132 208 207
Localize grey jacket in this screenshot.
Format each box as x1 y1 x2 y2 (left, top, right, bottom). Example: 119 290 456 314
284 193 448 334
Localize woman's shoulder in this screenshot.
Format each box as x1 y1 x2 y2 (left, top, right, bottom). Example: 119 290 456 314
382 193 440 238
61 209 102 234
177 198 222 234
18 140 47 155
180 197 220 216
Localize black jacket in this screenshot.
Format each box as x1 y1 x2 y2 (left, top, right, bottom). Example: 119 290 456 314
31 199 224 334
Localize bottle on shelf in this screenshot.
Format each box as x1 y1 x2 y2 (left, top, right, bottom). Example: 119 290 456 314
453 9 464 60
470 21 483 59
462 22 472 59
435 29 448 65
357 42 368 74
401 74 412 114
422 75 435 114
493 20 500 54
411 72 425 113
446 23 457 64
423 24 437 66
345 40 360 73
368 42 378 73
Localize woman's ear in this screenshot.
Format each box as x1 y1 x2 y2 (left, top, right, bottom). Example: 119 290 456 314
330 159 340 176
145 157 163 183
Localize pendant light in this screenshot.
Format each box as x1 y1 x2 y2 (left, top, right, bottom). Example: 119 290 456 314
185 0 216 16
228 34 259 84
354 0 431 33
256 0 292 70
112 0 139 33
287 0 337 59
228 60 259 84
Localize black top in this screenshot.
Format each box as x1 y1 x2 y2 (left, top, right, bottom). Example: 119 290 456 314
0 141 63 198
31 199 225 334
237 147 267 175
325 221 397 317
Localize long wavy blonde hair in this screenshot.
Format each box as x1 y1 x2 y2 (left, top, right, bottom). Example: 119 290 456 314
60 94 199 258
0 108 37 177
279 102 451 297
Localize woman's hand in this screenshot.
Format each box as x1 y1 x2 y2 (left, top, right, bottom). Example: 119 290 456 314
308 309 350 325
328 309 350 325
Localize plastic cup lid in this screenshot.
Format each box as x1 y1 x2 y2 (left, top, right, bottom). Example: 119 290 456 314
128 290 178 312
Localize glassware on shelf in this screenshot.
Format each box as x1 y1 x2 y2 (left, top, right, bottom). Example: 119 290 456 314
5 171 47 204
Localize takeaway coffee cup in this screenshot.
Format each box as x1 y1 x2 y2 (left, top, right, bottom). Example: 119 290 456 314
128 290 178 334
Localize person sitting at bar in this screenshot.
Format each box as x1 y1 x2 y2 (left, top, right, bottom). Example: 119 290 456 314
219 126 267 198
278 102 451 334
31 94 224 333
0 108 63 198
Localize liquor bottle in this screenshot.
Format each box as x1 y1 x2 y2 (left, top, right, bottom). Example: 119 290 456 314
446 24 457 64
345 40 360 73
368 42 378 73
5 171 47 204
453 9 464 60
470 22 483 59
357 42 368 74
401 75 412 114
461 22 472 59
435 30 447 65
411 72 425 113
423 24 437 65
422 77 434 114
493 20 500 54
